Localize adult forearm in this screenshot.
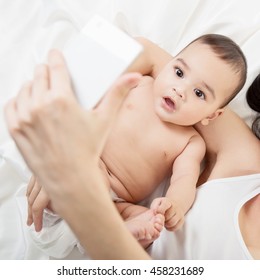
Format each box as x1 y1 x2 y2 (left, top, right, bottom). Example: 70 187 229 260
53 172 151 259
4 50 145 260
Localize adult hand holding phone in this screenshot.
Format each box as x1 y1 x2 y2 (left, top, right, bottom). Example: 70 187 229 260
5 49 141 214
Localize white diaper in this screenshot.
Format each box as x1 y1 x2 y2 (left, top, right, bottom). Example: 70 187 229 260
29 209 85 259
29 190 125 259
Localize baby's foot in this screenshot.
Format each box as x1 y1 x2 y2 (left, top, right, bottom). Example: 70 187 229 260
125 209 165 248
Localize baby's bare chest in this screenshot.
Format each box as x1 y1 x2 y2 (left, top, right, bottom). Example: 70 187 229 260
102 85 195 198
107 87 192 165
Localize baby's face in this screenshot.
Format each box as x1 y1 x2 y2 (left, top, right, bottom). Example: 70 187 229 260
152 41 239 126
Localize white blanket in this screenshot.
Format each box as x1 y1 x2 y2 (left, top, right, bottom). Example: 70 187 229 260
1 0 260 259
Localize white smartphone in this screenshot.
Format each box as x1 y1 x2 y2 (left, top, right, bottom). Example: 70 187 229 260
63 15 143 109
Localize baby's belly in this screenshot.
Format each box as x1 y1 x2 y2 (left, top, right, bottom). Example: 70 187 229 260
100 152 171 203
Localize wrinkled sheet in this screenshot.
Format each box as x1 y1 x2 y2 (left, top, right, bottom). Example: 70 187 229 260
1 0 260 259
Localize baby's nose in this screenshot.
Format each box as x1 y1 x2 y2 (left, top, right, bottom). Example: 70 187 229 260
173 87 185 100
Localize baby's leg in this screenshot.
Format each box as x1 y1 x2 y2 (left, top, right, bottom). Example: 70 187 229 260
116 202 165 248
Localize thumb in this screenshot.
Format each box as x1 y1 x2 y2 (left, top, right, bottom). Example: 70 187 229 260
151 197 172 215
96 72 141 119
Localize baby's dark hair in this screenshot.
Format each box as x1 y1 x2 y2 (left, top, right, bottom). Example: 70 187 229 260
246 73 260 139
188 34 247 107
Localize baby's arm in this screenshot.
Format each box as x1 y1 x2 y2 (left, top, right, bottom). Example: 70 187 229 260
151 134 206 231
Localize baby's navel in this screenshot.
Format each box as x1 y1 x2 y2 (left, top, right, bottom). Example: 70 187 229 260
163 151 168 158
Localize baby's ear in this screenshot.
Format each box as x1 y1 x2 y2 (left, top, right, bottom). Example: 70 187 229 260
200 108 225 126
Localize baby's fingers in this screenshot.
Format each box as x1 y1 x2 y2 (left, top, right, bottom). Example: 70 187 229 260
26 176 36 198
165 214 184 232
31 190 50 232
27 177 42 226
150 197 172 215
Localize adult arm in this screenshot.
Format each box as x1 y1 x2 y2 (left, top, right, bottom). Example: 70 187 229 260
5 50 150 259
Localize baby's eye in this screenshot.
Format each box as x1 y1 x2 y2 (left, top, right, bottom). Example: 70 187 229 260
194 88 205 100
175 68 184 78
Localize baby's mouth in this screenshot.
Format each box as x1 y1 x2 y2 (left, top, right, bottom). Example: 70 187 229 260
163 97 176 111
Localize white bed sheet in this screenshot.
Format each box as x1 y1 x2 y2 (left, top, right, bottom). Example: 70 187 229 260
1 0 260 259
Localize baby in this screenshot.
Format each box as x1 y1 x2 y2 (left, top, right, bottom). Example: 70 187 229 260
27 34 247 256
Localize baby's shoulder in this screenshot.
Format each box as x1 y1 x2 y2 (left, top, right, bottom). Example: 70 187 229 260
180 126 206 150
190 128 205 143
180 125 203 139
172 126 205 149
188 130 206 154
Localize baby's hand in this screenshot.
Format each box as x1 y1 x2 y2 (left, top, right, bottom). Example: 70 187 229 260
27 175 52 232
150 197 184 231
